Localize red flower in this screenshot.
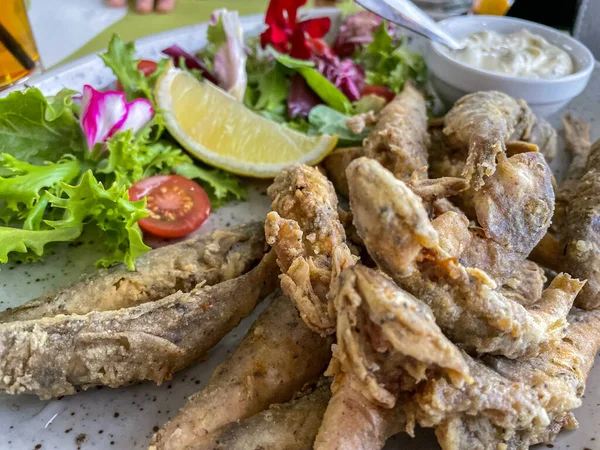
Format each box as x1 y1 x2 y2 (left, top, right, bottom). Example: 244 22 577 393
260 0 331 60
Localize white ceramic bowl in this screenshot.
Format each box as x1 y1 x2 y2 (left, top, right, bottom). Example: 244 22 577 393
426 15 595 117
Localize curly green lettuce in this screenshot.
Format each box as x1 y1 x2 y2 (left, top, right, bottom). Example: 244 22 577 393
0 171 149 269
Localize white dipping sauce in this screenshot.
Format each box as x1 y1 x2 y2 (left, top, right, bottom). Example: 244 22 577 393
447 29 574 79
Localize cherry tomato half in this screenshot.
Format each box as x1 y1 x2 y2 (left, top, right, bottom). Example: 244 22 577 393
116 60 158 91
362 85 395 103
129 175 211 238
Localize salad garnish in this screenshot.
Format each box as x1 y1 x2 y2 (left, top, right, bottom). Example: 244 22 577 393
0 1 427 269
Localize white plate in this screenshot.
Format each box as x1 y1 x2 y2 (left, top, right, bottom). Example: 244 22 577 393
1 9 600 450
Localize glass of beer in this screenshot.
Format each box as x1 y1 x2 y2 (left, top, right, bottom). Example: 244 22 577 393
0 0 41 90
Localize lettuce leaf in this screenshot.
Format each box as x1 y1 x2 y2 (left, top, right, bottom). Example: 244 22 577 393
307 105 367 146
271 49 352 114
0 154 80 212
0 170 149 268
174 163 246 208
97 130 189 187
45 171 149 269
0 225 82 264
356 23 427 93
0 88 86 165
100 35 168 103
97 131 246 207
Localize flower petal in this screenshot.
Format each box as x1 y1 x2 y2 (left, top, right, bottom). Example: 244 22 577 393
298 17 331 39
212 9 248 101
80 85 127 149
112 98 154 137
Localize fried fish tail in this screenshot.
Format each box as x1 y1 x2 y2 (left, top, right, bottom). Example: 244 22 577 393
314 376 406 450
0 223 267 323
192 378 332 450
0 251 278 400
150 293 333 450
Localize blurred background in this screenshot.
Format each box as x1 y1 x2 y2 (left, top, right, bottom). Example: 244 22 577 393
1 0 596 90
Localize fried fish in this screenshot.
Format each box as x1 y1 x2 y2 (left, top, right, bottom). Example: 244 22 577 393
150 293 332 450
430 309 600 449
363 82 429 182
0 223 267 323
443 91 534 190
265 164 357 334
0 251 278 399
347 158 582 358
191 378 332 450
314 265 469 450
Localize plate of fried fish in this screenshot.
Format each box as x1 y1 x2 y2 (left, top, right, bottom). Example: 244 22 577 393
1 3 600 450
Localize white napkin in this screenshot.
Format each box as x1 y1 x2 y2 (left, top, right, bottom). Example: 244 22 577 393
27 0 127 68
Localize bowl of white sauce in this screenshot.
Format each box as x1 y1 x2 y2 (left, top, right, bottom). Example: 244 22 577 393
426 15 595 116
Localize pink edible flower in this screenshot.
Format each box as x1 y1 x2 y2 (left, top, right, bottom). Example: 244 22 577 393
80 85 153 149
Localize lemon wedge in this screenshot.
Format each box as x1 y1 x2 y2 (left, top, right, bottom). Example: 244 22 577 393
155 67 338 178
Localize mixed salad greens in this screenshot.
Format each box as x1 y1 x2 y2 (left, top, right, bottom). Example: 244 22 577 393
0 0 426 269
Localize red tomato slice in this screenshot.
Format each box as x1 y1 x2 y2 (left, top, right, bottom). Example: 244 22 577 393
362 85 395 103
129 175 211 238
116 60 158 91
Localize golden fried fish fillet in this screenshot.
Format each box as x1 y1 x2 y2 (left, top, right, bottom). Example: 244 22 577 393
499 260 546 306
347 158 583 358
346 158 438 278
314 379 407 450
363 82 429 181
411 353 550 433
314 265 470 450
191 378 332 450
560 138 600 309
150 293 332 450
443 91 534 190
322 146 365 198
430 309 600 450
438 151 554 284
517 116 558 162
0 223 267 323
0 252 278 399
553 114 592 235
265 164 357 334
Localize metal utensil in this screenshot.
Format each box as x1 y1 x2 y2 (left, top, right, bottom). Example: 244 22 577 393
354 0 465 50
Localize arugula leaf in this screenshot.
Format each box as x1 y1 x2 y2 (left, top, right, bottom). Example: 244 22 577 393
270 48 352 113
357 23 427 93
0 154 80 212
0 88 86 165
99 35 168 103
174 163 246 208
308 105 368 146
